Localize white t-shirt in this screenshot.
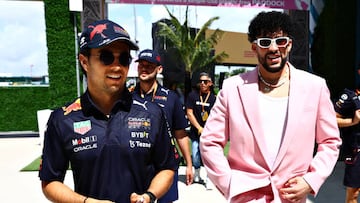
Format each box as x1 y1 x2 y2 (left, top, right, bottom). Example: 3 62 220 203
258 93 289 168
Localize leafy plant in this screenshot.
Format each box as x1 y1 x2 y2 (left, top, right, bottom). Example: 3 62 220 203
156 6 228 75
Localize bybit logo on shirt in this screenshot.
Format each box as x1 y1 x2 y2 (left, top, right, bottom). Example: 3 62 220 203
131 131 149 139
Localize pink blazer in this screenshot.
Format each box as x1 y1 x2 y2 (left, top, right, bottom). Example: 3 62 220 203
200 65 341 203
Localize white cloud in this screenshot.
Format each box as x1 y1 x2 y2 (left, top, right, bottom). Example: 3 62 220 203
0 0 47 77
150 5 169 22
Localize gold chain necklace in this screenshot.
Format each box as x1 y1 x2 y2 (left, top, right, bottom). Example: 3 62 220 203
200 91 210 121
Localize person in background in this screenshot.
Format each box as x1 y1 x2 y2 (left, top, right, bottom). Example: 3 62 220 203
185 72 216 189
334 88 360 203
39 19 176 203
133 49 194 203
199 11 341 202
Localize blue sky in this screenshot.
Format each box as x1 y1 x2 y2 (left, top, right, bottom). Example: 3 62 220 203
0 1 280 77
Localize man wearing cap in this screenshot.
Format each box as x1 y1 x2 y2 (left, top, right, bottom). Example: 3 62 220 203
133 49 194 203
39 19 177 203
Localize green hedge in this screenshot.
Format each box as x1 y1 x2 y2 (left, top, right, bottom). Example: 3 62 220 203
0 87 50 131
45 0 79 106
0 1 78 131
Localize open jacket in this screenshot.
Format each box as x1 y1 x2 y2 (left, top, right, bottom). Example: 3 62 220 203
200 64 341 202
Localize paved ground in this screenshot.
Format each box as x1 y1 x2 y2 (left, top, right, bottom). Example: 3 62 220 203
0 136 349 202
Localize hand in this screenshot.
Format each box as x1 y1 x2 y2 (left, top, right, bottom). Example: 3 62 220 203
130 192 150 203
279 177 312 203
198 127 203 135
353 109 360 124
185 165 194 185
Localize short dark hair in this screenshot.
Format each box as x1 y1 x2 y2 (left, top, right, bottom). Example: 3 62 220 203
247 11 294 43
199 72 212 81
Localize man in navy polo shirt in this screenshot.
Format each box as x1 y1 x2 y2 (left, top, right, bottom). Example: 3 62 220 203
39 19 176 203
133 49 194 203
334 88 360 203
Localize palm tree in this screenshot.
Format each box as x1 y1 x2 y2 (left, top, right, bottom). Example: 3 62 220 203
156 6 228 76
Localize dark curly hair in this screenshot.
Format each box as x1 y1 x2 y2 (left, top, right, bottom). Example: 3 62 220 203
247 11 294 43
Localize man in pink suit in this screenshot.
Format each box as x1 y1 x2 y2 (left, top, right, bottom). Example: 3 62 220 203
199 11 341 203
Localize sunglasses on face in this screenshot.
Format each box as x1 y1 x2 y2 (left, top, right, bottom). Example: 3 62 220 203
93 50 132 66
199 80 211 85
253 37 290 49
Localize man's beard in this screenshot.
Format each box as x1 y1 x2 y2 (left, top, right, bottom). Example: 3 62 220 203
261 55 288 73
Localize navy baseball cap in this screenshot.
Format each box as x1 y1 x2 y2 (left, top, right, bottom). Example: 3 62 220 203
135 49 161 65
79 19 139 51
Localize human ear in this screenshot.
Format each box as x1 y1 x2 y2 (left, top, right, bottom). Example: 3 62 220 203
251 43 257 51
157 65 163 74
79 54 89 72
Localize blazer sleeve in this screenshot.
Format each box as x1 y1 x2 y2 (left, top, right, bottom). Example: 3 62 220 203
302 79 342 195
200 80 233 198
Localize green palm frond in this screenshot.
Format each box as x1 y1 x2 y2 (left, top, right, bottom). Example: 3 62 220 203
156 5 228 74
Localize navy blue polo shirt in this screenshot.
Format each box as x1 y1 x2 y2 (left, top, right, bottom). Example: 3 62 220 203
335 88 360 118
133 83 188 131
39 89 177 203
334 88 360 149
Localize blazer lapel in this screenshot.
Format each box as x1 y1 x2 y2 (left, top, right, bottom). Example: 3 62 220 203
273 66 307 169
238 68 272 169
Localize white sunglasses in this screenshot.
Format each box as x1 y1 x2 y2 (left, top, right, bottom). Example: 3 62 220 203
253 37 291 49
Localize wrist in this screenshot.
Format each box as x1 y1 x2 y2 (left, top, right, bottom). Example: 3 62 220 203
355 119 360 124
144 191 156 203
